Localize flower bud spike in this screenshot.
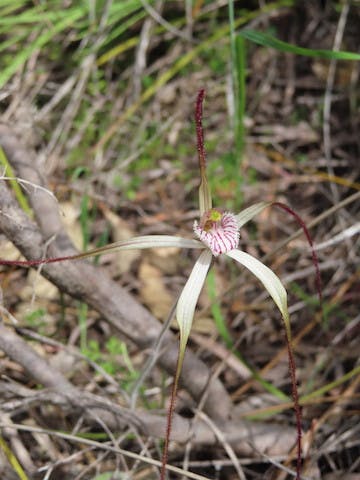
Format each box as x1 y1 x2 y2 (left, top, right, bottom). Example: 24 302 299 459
195 89 212 215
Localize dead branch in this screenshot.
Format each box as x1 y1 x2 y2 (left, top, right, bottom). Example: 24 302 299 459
0 323 297 456
0 125 301 462
0 124 231 422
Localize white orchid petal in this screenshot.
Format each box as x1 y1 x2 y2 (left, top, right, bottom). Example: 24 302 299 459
226 249 291 336
71 235 205 261
235 202 272 229
176 249 212 351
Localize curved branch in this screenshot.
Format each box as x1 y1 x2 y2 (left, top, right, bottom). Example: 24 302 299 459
0 124 231 422
0 323 297 455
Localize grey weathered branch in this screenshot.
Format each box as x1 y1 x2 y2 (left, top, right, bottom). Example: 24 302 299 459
0 124 231 422
0 125 299 461
0 323 297 455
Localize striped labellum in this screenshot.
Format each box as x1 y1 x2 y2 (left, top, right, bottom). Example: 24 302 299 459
193 208 240 256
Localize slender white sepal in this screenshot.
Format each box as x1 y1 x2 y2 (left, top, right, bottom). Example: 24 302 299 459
226 249 291 336
108 235 204 250
76 235 205 260
235 202 272 229
176 249 213 351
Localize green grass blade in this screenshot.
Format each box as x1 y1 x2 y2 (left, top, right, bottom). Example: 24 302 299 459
0 0 26 17
100 10 147 49
235 35 246 160
301 364 360 402
0 31 27 54
0 147 32 215
0 8 85 89
229 1 246 162
239 29 360 60
0 435 29 480
95 0 294 151
207 270 233 347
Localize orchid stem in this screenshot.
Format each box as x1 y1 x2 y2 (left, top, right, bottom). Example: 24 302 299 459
285 330 302 480
160 349 185 480
270 200 325 480
272 202 323 312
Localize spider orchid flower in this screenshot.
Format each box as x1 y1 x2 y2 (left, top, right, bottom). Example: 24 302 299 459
70 90 298 477
3 90 319 480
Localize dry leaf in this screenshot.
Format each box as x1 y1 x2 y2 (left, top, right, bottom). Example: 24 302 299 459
103 209 141 275
148 246 180 275
60 202 83 250
21 270 58 301
0 240 24 263
138 262 173 321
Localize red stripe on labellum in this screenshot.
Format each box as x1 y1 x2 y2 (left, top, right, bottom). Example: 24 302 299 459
194 210 239 256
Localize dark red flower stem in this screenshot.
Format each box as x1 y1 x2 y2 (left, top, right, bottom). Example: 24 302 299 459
273 201 323 310
0 254 81 267
285 331 302 480
195 89 207 178
272 201 324 480
160 351 182 480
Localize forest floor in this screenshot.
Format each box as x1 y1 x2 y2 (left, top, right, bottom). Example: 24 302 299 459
0 1 359 479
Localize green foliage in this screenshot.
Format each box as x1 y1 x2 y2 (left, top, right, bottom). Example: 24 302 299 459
207 151 244 209
206 269 233 347
247 167 258 185
229 0 247 168
0 434 29 480
83 337 139 388
290 282 334 327
240 29 360 60
24 308 47 329
0 147 32 216
202 45 227 75
0 0 155 88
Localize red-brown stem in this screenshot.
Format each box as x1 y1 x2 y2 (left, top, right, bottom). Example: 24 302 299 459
195 89 207 177
272 201 323 310
272 201 324 479
0 254 82 267
160 350 182 480
284 330 302 480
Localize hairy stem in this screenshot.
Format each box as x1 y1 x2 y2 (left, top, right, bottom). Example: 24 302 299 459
0 253 83 267
160 349 184 480
273 201 323 309
285 331 302 480
272 201 324 479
